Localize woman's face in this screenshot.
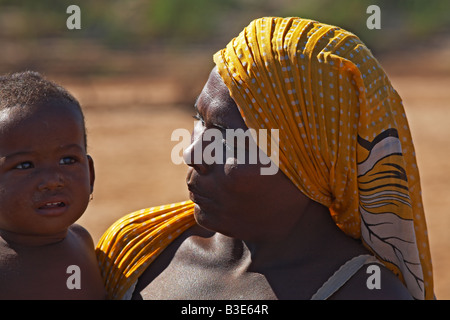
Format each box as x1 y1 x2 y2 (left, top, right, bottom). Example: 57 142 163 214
184 68 310 241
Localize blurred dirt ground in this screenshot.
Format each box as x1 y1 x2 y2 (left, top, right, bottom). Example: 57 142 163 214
51 43 450 299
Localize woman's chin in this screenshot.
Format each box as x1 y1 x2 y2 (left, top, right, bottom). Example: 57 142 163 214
193 204 221 233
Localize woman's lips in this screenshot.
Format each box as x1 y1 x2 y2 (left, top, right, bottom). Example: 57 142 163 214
187 185 211 204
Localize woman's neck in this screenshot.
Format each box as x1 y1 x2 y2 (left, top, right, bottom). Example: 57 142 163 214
239 200 365 271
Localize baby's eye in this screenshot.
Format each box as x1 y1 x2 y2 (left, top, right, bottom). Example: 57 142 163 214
15 161 34 170
60 157 77 165
192 113 205 126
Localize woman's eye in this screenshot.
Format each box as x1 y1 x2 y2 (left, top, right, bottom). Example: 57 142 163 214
60 157 77 165
15 161 34 170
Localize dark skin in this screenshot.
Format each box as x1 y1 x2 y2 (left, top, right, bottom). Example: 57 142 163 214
132 68 412 300
0 100 105 299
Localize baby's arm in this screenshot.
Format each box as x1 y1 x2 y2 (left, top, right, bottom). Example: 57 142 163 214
67 224 106 299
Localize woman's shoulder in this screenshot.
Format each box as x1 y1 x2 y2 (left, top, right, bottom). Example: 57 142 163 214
329 259 413 300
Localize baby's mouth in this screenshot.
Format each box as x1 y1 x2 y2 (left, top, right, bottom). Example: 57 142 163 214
39 202 66 209
35 200 68 217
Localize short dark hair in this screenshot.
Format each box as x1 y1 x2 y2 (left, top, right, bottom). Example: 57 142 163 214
0 71 87 147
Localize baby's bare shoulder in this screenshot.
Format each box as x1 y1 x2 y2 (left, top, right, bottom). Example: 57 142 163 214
68 224 95 247
0 225 103 299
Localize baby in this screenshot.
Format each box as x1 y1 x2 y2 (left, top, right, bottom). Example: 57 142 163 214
0 71 105 299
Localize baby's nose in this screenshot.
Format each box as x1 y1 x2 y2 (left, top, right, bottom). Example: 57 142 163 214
37 168 65 191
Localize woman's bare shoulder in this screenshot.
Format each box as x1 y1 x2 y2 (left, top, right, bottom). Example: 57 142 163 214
330 263 413 300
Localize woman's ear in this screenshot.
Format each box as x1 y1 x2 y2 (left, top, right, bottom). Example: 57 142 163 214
87 155 95 194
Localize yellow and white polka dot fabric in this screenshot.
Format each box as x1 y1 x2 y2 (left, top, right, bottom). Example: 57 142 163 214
96 201 196 299
213 17 433 299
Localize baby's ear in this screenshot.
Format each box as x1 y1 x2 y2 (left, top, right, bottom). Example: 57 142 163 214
87 155 95 193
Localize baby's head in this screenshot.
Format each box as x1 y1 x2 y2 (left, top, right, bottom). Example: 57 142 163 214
0 71 94 243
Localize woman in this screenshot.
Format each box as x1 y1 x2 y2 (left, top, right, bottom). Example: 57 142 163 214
96 17 434 300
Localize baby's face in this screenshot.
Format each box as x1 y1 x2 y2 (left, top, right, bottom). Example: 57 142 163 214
0 100 94 239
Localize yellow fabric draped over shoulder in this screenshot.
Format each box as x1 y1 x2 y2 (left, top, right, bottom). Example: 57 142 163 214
213 17 433 299
96 201 196 299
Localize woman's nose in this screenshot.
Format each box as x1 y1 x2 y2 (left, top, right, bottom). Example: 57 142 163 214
183 133 211 175
184 119 222 175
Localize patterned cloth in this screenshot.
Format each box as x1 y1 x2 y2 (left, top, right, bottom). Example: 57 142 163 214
96 201 196 299
96 17 433 300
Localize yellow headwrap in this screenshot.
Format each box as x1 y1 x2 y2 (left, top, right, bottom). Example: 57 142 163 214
213 17 433 299
96 17 433 300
